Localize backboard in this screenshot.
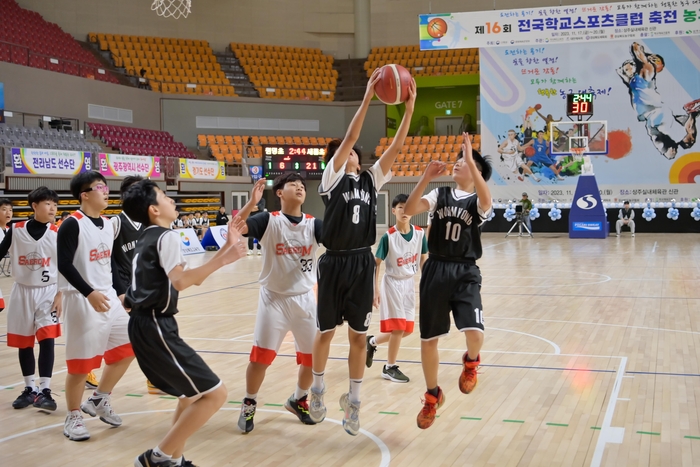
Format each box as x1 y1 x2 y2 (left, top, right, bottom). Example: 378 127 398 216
549 121 607 155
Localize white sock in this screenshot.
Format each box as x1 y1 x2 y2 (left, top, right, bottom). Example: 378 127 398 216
312 371 324 392
39 377 51 391
369 336 377 347
23 375 35 389
245 392 257 401
171 455 183 466
349 379 362 404
69 409 81 417
384 364 396 370
151 446 172 462
91 389 109 400
294 385 308 401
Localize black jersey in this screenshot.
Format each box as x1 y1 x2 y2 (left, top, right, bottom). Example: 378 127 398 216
126 226 183 317
319 162 386 251
426 187 489 261
112 212 143 284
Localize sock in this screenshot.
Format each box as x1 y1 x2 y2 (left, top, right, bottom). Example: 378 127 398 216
23 375 35 390
384 364 397 370
369 336 377 347
90 389 109 404
69 409 81 416
171 456 183 466
294 385 308 401
151 446 172 463
312 371 324 392
465 353 477 362
245 392 257 402
39 377 51 391
348 379 362 404
427 386 440 397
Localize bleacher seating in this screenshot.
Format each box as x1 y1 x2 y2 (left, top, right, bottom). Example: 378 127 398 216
0 124 101 152
88 33 236 96
364 45 479 77
197 134 333 164
231 43 337 101
376 134 482 176
88 123 195 159
0 0 118 83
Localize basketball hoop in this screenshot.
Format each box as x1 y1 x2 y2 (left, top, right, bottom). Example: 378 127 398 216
570 147 586 158
151 0 191 19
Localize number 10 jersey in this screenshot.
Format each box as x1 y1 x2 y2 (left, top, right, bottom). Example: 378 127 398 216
258 211 319 296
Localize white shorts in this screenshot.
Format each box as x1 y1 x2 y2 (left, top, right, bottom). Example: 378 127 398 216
379 275 416 333
7 283 61 348
63 289 134 374
503 152 521 173
250 287 317 366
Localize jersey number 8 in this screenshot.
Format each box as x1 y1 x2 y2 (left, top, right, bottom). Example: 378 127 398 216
352 205 361 224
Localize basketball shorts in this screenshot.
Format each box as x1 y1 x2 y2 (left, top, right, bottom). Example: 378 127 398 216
129 313 221 398
419 257 484 340
250 287 317 366
379 275 415 333
317 248 375 333
63 289 134 374
7 283 61 348
532 153 555 166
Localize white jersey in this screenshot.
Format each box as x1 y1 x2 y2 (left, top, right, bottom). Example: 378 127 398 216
259 212 319 296
10 221 58 286
503 138 519 155
59 211 115 294
383 225 425 279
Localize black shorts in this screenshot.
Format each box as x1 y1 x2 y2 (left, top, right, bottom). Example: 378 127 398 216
419 256 484 340
128 313 221 398
317 248 375 333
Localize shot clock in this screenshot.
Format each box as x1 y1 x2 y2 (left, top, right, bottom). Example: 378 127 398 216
566 93 594 117
262 145 327 180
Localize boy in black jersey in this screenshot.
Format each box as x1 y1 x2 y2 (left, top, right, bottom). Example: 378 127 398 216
309 69 417 436
405 133 493 429
122 179 247 467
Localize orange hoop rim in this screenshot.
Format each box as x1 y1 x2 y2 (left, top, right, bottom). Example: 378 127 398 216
570 147 587 156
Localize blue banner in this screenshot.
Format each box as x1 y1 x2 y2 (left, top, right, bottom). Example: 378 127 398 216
569 174 608 237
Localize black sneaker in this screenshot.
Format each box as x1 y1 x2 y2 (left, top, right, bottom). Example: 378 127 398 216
12 386 37 409
284 394 316 425
237 398 256 433
134 449 173 467
382 365 409 383
181 458 199 467
33 388 57 411
366 335 377 368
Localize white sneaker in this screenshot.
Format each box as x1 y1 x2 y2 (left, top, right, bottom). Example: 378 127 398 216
64 412 90 441
632 233 635 237
247 250 254 256
256 248 262 256
339 393 360 436
81 394 122 427
308 387 327 423
616 233 620 237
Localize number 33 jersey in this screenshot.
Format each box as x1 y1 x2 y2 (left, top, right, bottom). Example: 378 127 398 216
11 221 58 286
258 212 320 296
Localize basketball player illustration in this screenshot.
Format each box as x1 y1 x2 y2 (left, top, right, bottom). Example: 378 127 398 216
522 130 565 180
617 42 700 160
497 129 540 182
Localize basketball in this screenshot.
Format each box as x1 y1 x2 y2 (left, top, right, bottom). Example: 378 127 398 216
524 146 535 157
374 64 412 105
427 18 448 39
534 104 542 110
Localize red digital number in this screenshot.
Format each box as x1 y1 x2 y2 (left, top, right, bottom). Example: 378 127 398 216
305 162 311 169
580 101 588 113
301 147 306 155
280 162 285 169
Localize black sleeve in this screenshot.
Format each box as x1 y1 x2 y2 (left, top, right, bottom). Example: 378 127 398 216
57 217 94 298
245 212 270 240
0 226 13 259
314 219 323 245
111 254 126 296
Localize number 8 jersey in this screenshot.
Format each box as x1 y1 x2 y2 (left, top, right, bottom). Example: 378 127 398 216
10 221 58 286
258 212 319 296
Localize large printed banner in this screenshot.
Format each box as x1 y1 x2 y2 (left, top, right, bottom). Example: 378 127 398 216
11 147 91 175
178 158 226 180
99 153 163 179
177 228 205 255
480 36 700 204
419 1 700 50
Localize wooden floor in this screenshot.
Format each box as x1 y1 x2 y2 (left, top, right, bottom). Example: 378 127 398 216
1 232 699 467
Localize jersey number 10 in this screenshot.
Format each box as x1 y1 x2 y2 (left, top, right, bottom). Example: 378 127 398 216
444 221 462 241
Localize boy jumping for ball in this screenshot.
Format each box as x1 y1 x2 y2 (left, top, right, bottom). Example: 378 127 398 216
405 133 493 429
232 174 323 433
366 194 427 383
122 179 247 467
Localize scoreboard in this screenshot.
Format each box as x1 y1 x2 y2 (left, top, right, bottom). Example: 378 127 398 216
262 145 326 180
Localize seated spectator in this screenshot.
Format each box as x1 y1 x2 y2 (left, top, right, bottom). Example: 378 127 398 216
616 201 635 237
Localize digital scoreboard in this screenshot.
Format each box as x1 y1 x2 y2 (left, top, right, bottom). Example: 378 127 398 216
566 93 594 117
261 145 327 180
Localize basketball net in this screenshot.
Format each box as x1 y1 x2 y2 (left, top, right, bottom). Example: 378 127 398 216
151 0 191 19
570 147 586 159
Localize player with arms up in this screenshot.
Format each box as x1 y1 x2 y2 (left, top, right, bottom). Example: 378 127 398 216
405 133 493 429
308 70 416 435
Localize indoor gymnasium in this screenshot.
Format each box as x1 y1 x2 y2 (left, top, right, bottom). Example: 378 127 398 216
0 0 699 466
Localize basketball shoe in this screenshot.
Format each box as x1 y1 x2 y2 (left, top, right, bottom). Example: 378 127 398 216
12 386 37 409
308 386 327 423
416 387 445 429
64 411 90 441
382 365 409 383
81 393 123 426
33 388 57 411
237 398 256 433
459 353 480 394
147 380 166 395
339 393 360 436
365 335 377 368
284 394 316 425
85 371 99 390
134 449 174 467
684 98 700 115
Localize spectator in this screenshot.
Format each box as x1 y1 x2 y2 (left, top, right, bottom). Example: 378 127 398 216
616 201 635 237
520 192 532 233
216 206 229 226
56 211 70 227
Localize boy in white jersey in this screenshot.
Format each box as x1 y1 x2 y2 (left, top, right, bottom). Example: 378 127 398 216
232 174 323 433
0 187 61 411
366 194 427 383
58 171 135 441
497 129 539 182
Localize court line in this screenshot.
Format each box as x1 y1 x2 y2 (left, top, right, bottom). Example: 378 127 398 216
591 357 627 467
652 241 658 253
489 327 561 354
0 408 391 467
489 316 700 336
483 292 694 299
482 241 509 249
0 369 67 390
484 273 612 288
179 281 258 300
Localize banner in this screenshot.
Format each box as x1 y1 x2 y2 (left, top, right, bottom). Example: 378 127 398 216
200 225 228 249
420 1 700 50
179 158 226 180
569 175 608 237
249 165 264 181
99 153 162 179
479 36 700 204
177 228 205 255
11 147 91 175
0 83 4 124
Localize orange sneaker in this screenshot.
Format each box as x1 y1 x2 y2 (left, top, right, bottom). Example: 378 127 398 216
416 387 445 429
459 353 480 394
